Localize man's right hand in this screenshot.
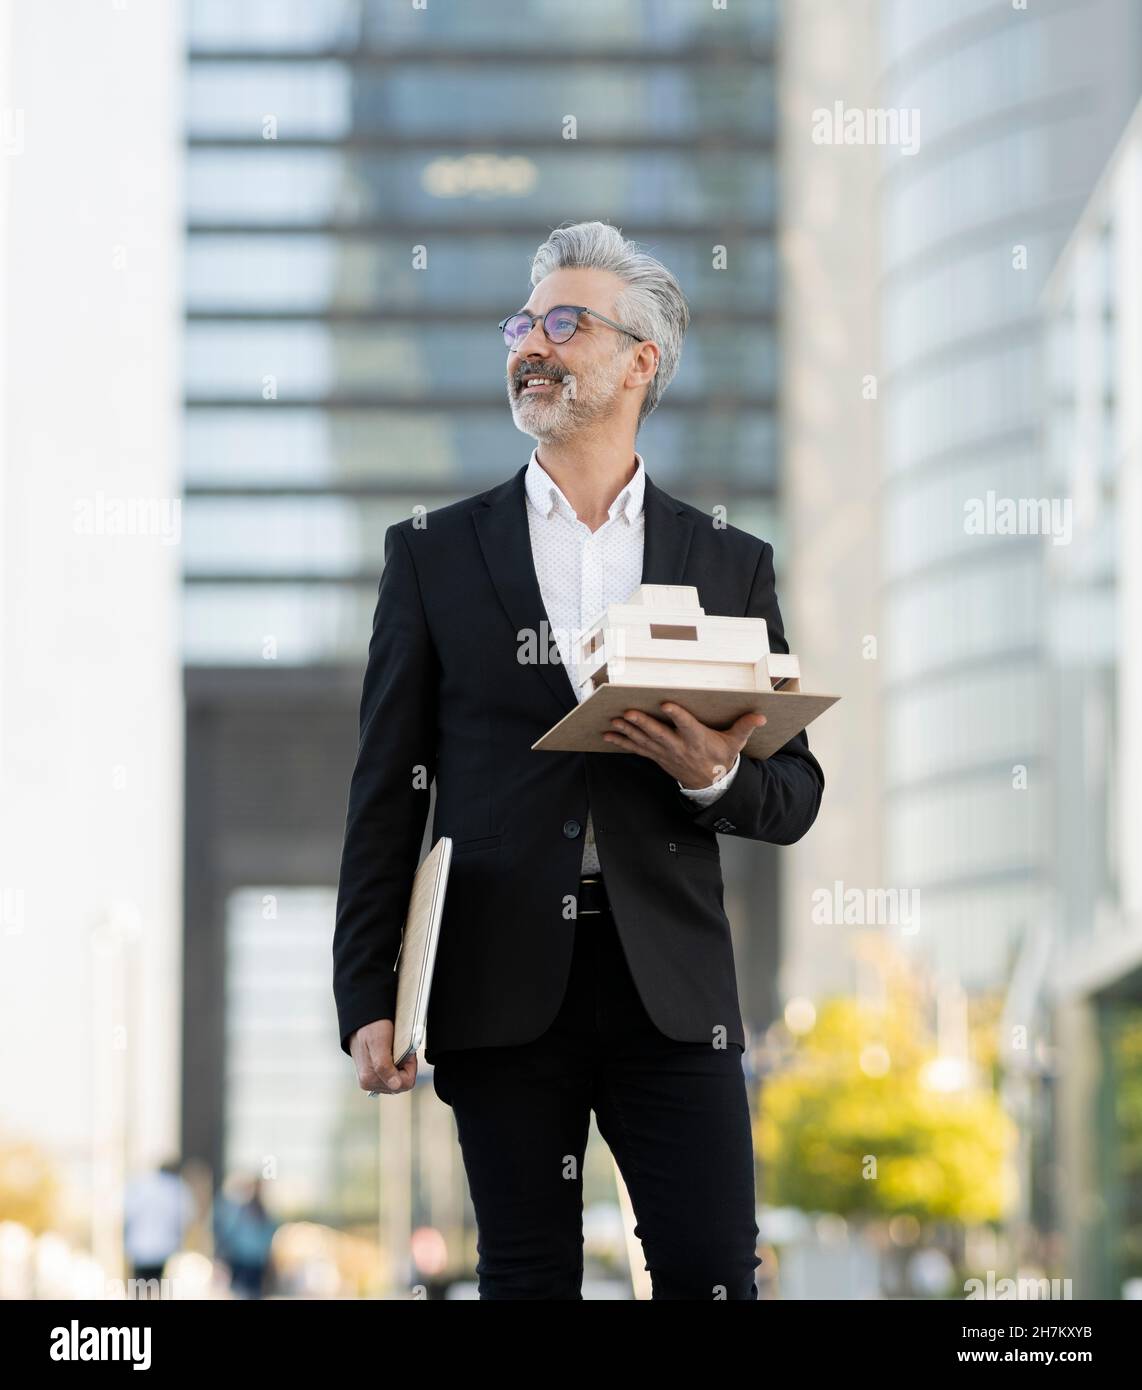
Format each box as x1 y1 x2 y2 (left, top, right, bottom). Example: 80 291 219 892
349 1018 418 1095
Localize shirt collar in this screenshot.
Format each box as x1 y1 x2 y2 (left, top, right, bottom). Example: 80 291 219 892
525 449 646 526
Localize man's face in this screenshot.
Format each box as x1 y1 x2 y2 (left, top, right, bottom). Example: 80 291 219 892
505 268 634 443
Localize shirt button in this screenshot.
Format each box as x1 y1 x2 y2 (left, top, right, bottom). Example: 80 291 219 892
562 819 582 839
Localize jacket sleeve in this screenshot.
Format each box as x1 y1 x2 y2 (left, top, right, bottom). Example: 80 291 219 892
333 524 439 1055
673 540 825 844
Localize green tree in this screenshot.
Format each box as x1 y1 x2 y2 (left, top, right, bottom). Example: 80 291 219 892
757 953 1017 1224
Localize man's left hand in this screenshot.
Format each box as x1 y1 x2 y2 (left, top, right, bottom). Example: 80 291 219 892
602 702 767 790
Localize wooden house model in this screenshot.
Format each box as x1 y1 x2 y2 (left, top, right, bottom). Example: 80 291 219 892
576 583 801 698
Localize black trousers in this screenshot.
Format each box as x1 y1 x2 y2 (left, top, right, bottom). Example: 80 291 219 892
431 888 761 1300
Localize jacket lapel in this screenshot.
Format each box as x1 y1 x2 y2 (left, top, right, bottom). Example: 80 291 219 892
640 471 695 589
472 463 695 718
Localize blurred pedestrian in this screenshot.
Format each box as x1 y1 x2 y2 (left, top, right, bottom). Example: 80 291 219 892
212 1175 278 1299
123 1158 196 1295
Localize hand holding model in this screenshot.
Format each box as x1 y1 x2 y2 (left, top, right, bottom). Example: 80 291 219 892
603 702 767 789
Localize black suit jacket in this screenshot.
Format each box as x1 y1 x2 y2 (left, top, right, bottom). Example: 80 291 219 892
333 463 825 1063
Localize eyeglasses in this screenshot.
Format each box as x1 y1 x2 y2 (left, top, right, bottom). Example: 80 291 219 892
498 304 643 351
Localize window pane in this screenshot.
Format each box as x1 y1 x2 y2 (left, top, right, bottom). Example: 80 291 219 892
187 63 775 139
187 149 776 224
184 408 776 492
185 234 776 312
184 322 775 398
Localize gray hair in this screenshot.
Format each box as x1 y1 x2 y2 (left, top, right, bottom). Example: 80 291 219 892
528 220 690 429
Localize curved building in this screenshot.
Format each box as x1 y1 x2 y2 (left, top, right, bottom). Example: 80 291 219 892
877 0 1140 985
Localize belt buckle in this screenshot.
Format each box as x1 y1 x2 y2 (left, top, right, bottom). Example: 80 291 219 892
578 875 603 915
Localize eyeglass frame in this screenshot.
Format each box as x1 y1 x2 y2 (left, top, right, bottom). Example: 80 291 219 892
498 304 644 350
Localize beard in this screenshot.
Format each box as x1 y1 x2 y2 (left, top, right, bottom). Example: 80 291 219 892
507 348 626 444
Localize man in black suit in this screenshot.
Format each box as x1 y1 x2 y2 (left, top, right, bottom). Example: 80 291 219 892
333 221 824 1300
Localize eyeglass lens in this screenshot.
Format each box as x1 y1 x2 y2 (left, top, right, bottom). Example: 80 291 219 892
502 306 580 349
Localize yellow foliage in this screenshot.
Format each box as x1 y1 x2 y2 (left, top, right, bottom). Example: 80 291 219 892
0 1138 59 1233
757 976 1017 1223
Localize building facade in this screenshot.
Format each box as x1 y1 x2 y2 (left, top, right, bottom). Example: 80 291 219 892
180 0 785 1236
1043 98 1142 1298
877 0 1140 988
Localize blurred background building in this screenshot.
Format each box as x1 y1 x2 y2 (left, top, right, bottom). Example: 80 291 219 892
874 0 1139 1040
0 0 184 1281
872 0 1141 1299
781 0 1142 1298
179 0 782 1274
2 0 1140 1299
777 0 883 1011
1043 97 1142 1298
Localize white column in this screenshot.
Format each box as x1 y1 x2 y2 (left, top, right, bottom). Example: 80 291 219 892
0 0 184 1216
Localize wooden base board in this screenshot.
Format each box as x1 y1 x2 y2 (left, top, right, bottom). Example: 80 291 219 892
531 684 840 760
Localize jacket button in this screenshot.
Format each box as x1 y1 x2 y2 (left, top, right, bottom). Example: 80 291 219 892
562 819 581 838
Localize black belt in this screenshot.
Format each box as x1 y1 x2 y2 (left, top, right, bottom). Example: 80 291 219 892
577 875 610 916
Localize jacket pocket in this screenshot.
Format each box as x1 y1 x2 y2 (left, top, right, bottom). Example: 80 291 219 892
667 839 720 862
451 833 502 854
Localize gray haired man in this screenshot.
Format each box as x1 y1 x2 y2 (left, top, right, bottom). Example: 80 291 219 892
335 221 825 1299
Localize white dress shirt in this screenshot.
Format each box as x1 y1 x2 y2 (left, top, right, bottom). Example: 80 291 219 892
523 449 740 875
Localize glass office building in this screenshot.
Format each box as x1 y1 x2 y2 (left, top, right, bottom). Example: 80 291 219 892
1043 99 1142 1298
180 0 781 1228
183 0 780 665
877 0 1140 986
877 0 1140 1295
